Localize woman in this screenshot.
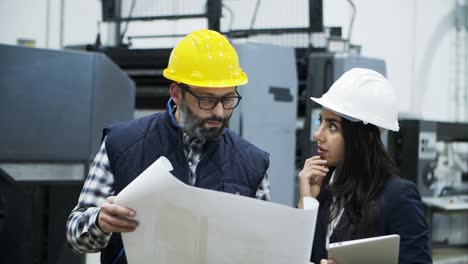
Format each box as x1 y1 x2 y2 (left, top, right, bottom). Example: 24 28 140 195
298 68 432 264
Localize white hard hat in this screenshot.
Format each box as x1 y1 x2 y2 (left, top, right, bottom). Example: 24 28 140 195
310 68 400 131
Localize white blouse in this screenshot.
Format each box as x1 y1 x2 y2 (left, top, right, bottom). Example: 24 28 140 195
325 172 345 249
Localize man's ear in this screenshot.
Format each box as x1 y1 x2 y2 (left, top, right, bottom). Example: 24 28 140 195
169 83 182 104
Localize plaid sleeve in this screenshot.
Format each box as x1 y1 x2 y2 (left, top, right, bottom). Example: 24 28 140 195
255 173 271 201
66 140 115 253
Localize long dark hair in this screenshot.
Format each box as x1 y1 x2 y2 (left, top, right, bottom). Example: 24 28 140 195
324 118 399 239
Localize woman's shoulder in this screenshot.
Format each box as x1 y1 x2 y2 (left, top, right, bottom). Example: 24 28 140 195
384 177 417 192
378 178 431 264
379 177 423 211
379 177 422 212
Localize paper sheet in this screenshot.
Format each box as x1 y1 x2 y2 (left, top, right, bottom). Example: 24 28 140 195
115 157 319 264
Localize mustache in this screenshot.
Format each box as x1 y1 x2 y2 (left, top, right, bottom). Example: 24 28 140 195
202 116 224 123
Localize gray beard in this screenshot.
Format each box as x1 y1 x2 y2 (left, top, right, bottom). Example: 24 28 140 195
177 100 231 142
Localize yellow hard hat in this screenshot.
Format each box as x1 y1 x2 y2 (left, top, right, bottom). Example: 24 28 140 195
163 29 248 88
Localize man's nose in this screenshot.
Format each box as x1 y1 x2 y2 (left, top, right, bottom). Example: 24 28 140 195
211 101 224 116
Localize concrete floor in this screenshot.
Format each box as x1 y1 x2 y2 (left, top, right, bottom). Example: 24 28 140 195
432 247 468 264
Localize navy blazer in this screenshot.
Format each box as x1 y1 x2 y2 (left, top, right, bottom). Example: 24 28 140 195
311 177 432 264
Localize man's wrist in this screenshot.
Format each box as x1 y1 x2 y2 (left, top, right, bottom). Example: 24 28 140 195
90 208 111 236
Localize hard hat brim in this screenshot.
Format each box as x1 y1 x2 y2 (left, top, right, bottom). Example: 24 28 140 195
163 69 248 88
310 97 400 131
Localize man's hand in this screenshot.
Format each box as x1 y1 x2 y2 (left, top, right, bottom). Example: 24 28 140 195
298 156 328 208
97 196 139 234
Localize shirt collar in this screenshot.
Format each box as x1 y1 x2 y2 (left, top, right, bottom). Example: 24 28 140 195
167 98 206 146
166 98 179 127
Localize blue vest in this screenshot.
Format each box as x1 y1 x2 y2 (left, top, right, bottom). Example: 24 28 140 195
100 106 269 264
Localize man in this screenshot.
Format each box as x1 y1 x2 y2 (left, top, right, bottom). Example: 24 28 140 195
66 29 270 264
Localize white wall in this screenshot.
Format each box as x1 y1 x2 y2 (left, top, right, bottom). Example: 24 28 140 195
0 0 104 49
62 0 103 47
324 0 466 122
0 0 49 47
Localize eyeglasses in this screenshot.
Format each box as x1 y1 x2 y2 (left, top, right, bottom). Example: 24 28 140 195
178 83 242 110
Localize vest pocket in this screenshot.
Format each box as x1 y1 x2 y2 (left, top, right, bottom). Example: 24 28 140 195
223 180 254 197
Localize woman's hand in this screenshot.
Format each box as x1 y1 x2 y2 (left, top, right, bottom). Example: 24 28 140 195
298 156 328 208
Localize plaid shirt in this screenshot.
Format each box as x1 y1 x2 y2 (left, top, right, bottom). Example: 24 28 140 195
66 134 271 253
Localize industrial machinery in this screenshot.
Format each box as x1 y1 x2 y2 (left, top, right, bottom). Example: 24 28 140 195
388 119 468 245
0 44 135 263
229 44 298 206
70 0 324 111
388 119 468 196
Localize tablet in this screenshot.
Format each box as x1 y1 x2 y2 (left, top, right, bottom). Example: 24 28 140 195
327 234 400 264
